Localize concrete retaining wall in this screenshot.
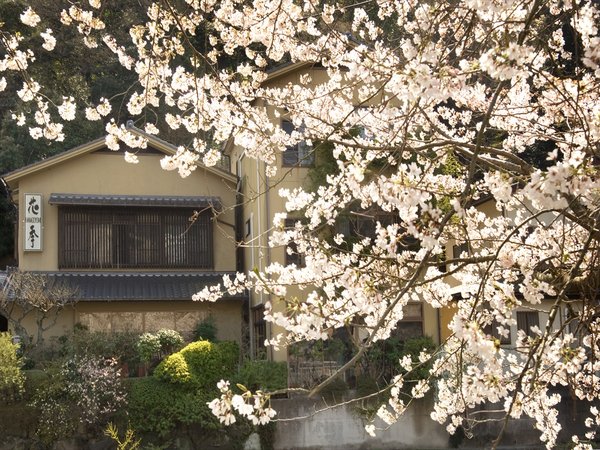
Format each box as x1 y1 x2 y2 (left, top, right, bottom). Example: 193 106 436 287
272 394 450 450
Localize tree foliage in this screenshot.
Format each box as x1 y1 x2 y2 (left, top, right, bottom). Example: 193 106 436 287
2 0 600 448
0 332 24 403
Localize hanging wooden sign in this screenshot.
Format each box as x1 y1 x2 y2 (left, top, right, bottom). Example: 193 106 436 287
24 194 42 251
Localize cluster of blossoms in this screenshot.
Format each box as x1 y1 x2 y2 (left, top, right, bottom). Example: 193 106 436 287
2 0 600 446
63 356 127 425
32 355 126 442
207 380 276 426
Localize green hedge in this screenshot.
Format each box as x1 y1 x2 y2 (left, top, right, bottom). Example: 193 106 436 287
128 377 219 437
129 340 240 437
154 340 239 390
236 360 287 392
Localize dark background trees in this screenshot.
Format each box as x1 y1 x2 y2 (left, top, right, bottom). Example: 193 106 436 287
0 0 149 266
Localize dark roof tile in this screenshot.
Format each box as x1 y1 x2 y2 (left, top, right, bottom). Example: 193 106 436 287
48 193 222 210
9 271 243 302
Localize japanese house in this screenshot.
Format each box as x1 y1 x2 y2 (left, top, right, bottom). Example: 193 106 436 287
1 126 245 343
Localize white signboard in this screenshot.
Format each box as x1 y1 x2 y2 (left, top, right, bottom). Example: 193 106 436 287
24 194 42 251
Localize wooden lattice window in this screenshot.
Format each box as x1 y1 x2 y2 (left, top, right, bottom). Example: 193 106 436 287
59 206 213 269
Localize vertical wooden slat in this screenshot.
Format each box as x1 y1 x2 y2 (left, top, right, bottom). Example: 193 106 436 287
60 205 213 269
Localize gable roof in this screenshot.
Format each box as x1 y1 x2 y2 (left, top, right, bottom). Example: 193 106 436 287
2 123 237 184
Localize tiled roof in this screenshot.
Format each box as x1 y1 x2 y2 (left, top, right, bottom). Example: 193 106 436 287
18 271 243 302
48 193 222 210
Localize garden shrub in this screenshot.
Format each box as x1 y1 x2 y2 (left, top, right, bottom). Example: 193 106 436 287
23 369 49 401
156 329 184 354
233 360 285 450
361 335 436 385
35 399 77 445
355 374 381 397
137 329 184 364
32 356 127 444
319 376 349 400
137 332 162 362
128 377 220 437
155 352 190 384
63 356 127 425
236 360 287 392
0 332 25 403
154 340 239 390
60 327 140 366
31 365 77 445
401 335 436 382
194 316 217 342
257 421 277 450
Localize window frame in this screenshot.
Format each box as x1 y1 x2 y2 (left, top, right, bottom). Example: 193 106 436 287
484 319 512 345
281 119 314 167
58 205 213 270
395 302 424 340
516 311 540 338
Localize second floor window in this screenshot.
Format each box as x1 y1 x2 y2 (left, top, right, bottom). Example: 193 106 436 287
395 302 424 340
517 311 540 338
484 319 512 345
284 218 305 267
281 120 314 167
59 206 213 269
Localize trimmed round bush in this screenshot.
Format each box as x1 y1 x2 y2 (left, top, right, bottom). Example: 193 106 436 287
155 352 191 384
154 340 239 390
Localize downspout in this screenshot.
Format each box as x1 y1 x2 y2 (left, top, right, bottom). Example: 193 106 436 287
264 160 273 361
437 308 442 345
237 153 256 359
255 158 272 359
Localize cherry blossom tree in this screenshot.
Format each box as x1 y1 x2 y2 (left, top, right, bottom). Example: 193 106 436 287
0 270 77 348
2 0 600 448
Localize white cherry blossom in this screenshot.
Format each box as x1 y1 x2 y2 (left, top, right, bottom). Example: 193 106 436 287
2 0 600 446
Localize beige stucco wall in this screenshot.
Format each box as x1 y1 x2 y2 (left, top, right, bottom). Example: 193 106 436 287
75 299 243 342
10 299 243 344
437 198 569 345
234 68 335 361
10 304 77 343
11 150 237 272
230 66 443 361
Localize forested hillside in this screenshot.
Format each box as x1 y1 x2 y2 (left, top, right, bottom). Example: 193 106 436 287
0 0 183 263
